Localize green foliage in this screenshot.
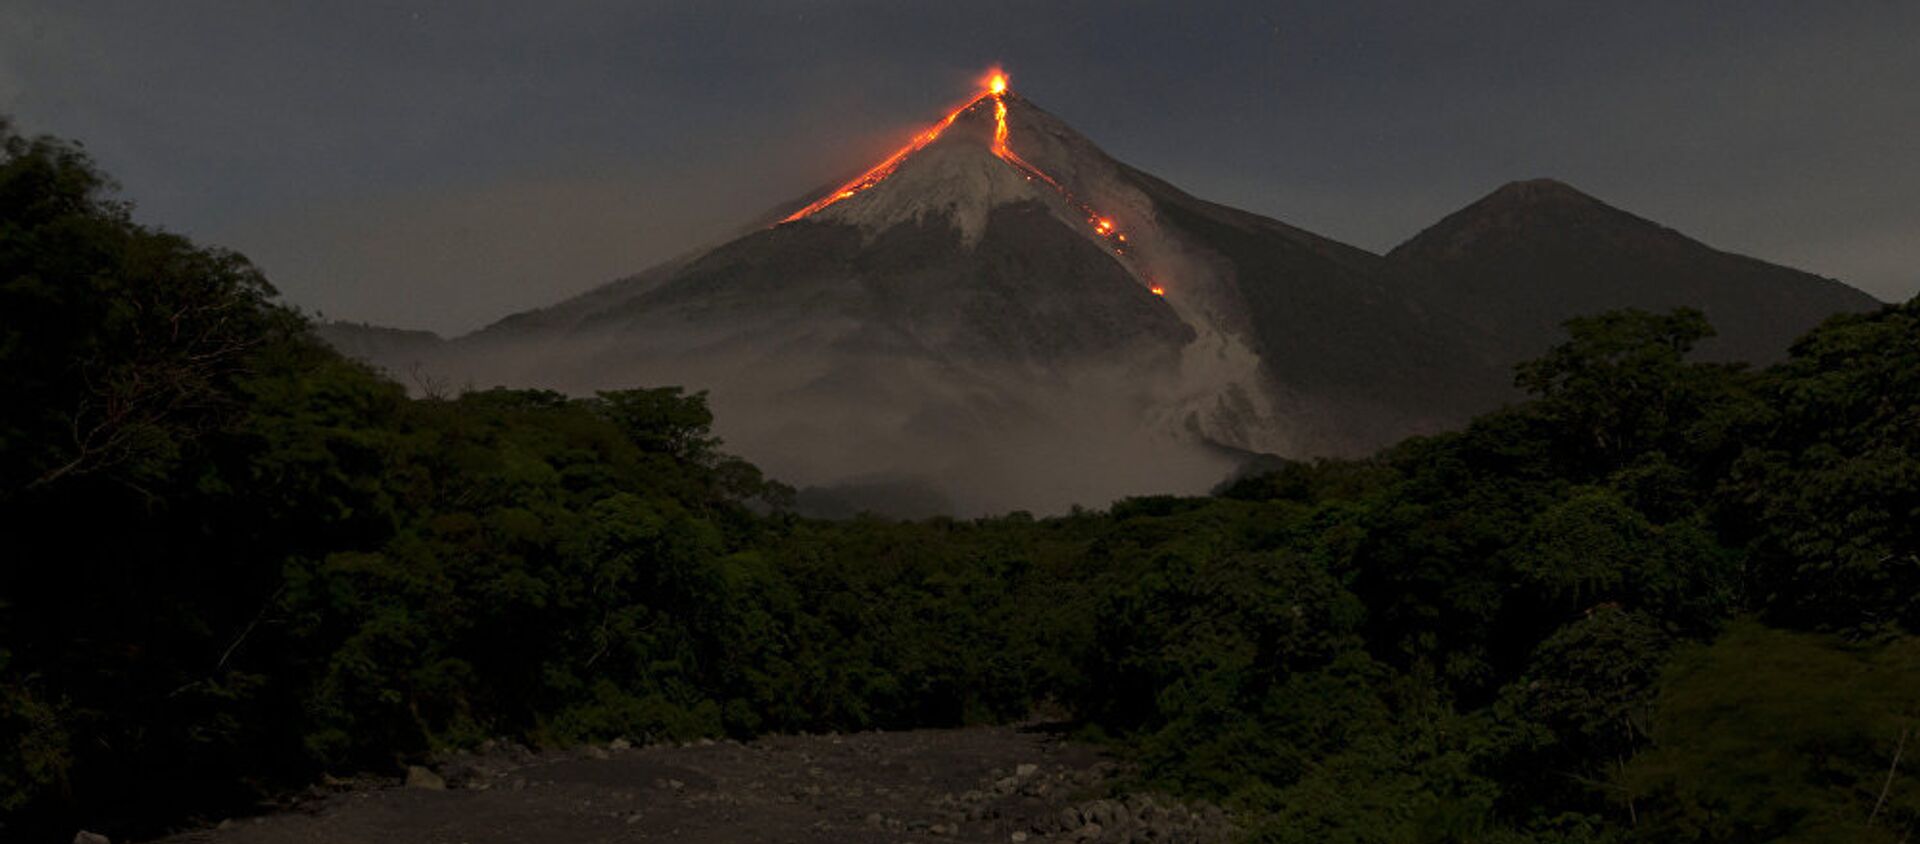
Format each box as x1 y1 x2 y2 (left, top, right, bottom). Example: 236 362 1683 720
1621 623 1920 842
5 119 1920 843
1729 301 1920 633
1513 489 1736 630
1516 308 1742 472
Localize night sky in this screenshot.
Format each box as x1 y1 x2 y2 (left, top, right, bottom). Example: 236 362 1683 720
4 0 1916 334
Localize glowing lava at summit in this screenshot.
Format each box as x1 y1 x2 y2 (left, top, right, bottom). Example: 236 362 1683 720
781 69 1159 294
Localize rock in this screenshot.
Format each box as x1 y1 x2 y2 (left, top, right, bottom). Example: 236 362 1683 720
1011 833 1029 843
430 754 492 789
582 744 611 760
404 765 446 790
609 737 632 751
74 833 111 844
1085 800 1116 828
1059 806 1084 830
865 812 885 827
1015 763 1040 778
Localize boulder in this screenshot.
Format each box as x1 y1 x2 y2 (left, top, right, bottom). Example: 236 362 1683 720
404 765 446 790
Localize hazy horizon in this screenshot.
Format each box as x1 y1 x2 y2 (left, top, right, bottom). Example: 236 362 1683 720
4 0 1916 334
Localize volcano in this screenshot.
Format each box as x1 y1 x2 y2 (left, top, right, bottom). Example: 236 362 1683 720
1385 178 1882 365
330 71 1878 516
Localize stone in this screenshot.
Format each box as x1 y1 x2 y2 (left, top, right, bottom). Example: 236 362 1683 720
1085 800 1116 828
609 737 632 751
1059 806 1084 830
74 833 111 844
404 765 446 790
1015 763 1039 778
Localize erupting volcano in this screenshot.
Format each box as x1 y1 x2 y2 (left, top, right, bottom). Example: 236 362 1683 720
781 69 1145 285
369 65 1513 515
360 67 1862 517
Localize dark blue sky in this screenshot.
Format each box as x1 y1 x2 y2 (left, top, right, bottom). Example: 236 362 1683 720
5 0 1916 333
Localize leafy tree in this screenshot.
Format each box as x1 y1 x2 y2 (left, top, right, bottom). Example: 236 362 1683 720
1621 623 1920 842
1516 308 1748 475
1728 299 1920 634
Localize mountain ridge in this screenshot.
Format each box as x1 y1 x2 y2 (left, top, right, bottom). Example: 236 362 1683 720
1385 178 1880 365
321 77 1879 514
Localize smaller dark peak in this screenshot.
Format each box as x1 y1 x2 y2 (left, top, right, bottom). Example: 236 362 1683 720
1479 178 1605 209
1389 177 1669 262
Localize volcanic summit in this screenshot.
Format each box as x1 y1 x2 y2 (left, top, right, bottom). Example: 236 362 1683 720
325 70 1879 516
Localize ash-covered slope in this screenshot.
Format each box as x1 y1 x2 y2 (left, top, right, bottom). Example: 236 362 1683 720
361 80 1872 516
1388 179 1882 365
419 88 1232 514
416 83 1508 514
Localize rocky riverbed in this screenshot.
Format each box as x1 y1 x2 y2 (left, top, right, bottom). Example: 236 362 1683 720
142 726 1233 844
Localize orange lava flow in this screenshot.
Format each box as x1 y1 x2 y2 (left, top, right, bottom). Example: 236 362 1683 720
782 70 1166 296
780 93 990 223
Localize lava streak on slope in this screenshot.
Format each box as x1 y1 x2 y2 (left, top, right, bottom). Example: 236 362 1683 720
781 69 1155 290
777 94 984 223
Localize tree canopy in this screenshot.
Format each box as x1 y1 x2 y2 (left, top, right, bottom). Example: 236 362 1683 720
4 119 1918 842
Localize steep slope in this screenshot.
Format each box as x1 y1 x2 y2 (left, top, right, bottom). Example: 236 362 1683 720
312 321 444 379
422 80 1510 515
425 82 1248 514
342 78 1879 516
1109 165 1509 450
1387 179 1881 365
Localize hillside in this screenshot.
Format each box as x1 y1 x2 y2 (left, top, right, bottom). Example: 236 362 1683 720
1387 179 1881 366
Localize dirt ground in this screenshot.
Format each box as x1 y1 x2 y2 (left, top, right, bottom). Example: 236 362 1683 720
146 726 1232 844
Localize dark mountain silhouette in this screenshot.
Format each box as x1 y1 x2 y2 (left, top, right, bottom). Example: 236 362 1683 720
1387 179 1880 365
324 87 1878 515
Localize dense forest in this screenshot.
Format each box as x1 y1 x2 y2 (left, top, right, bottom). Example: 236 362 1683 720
3 121 1918 843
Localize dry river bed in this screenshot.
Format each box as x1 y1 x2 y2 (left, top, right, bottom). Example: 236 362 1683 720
141 726 1234 844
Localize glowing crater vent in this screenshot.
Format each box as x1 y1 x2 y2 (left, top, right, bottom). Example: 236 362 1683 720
780 69 1164 295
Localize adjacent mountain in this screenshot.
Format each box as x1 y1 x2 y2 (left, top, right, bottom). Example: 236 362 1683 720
1387 179 1881 365
331 75 1878 515
314 321 444 380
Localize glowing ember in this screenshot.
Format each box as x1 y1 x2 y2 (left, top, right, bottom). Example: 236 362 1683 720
1150 285 1166 296
784 68 1144 258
